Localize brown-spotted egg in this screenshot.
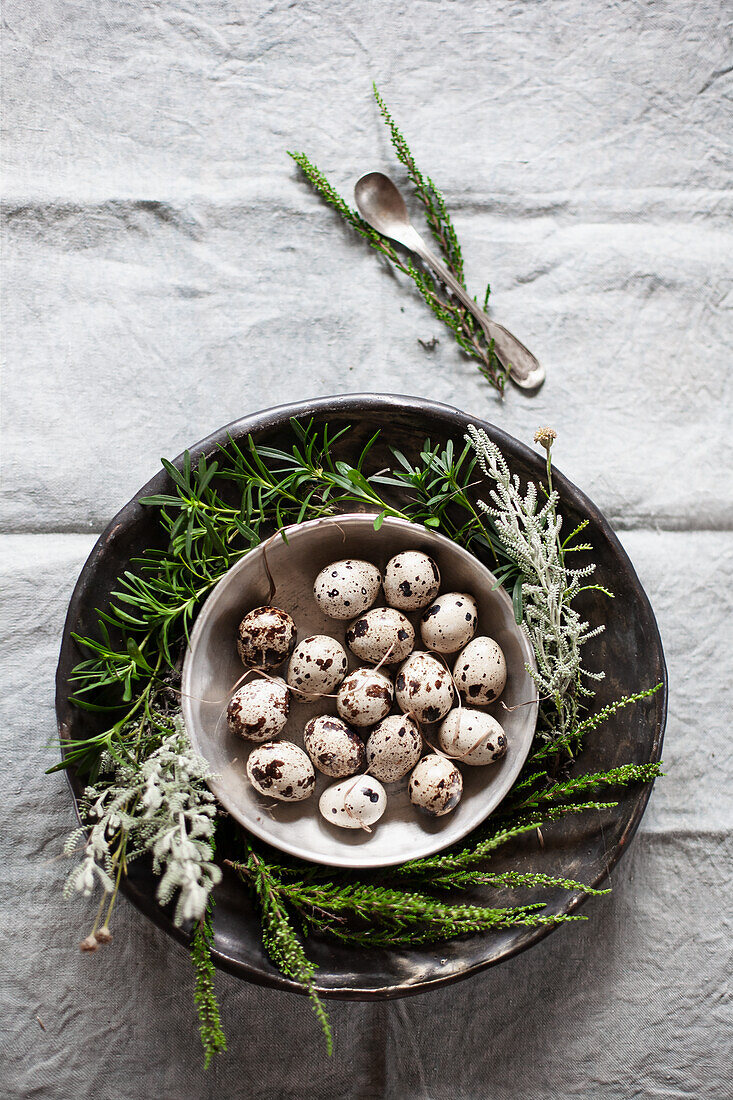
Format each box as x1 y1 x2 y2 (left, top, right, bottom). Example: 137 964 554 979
408 754 463 816
383 550 440 611
439 709 508 766
287 635 348 696
226 677 290 742
394 651 454 724
246 741 315 801
313 559 381 620
366 714 423 783
304 715 366 778
453 636 507 705
319 775 387 830
346 607 415 666
237 606 297 670
336 667 393 727
420 592 478 653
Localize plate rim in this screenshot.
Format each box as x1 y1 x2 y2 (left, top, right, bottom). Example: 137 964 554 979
55 392 668 999
181 511 539 869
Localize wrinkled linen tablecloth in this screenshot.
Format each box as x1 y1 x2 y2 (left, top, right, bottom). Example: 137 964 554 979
2 2 732 1097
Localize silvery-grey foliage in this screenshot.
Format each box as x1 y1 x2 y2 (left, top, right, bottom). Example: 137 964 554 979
466 426 605 736
64 720 221 926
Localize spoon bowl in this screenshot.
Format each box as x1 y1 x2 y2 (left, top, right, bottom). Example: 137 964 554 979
354 171 416 243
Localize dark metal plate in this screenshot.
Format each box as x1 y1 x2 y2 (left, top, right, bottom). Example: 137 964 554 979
55 393 667 1000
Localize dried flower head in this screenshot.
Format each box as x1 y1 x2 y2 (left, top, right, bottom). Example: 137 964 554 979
79 934 99 953
533 427 557 451
95 926 113 944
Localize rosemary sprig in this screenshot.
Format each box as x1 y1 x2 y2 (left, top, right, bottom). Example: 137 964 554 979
57 420 516 781
289 86 508 393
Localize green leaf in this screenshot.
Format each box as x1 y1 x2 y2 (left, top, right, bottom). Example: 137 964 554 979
512 575 524 623
160 457 191 495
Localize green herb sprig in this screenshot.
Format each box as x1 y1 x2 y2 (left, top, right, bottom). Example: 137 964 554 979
60 421 520 766
192 901 228 1068
289 86 508 394
229 857 588 950
243 847 333 1055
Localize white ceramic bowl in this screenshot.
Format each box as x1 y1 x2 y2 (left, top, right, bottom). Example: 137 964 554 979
182 514 537 868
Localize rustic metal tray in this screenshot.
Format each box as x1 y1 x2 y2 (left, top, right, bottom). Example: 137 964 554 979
55 394 667 999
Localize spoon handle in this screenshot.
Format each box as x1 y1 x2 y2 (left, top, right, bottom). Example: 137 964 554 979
404 229 545 390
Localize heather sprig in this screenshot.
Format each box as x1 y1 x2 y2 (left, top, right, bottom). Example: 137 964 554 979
240 848 333 1055
289 86 507 393
191 901 228 1069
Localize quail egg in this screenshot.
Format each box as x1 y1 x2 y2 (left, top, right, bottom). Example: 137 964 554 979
237 606 297 670
438 708 508 766
453 636 507 705
313 559 381 620
346 607 415 666
420 592 478 653
287 635 349 697
304 715 366 778
394 651 454 724
383 550 440 611
319 775 387 830
365 715 423 783
246 741 315 801
226 677 290 742
336 667 393 727
408 754 463 817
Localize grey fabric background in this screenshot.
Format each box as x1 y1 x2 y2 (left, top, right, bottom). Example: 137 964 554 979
2 1 732 1097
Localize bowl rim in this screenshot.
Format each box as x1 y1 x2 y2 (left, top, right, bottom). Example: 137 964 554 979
55 392 668 999
181 512 539 868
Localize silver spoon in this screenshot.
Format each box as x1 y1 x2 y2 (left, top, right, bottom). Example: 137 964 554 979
354 172 545 390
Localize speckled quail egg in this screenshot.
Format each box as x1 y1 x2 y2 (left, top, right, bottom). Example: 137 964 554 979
319 775 387 830
313 559 381 620
453 636 507 705
246 741 315 801
304 715 366 778
420 592 478 653
336 667 393 727
408 754 463 817
237 606 297 670
287 635 349 697
383 550 441 611
438 709 508 766
394 651 454 724
365 715 423 783
346 607 415 666
226 677 290 742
